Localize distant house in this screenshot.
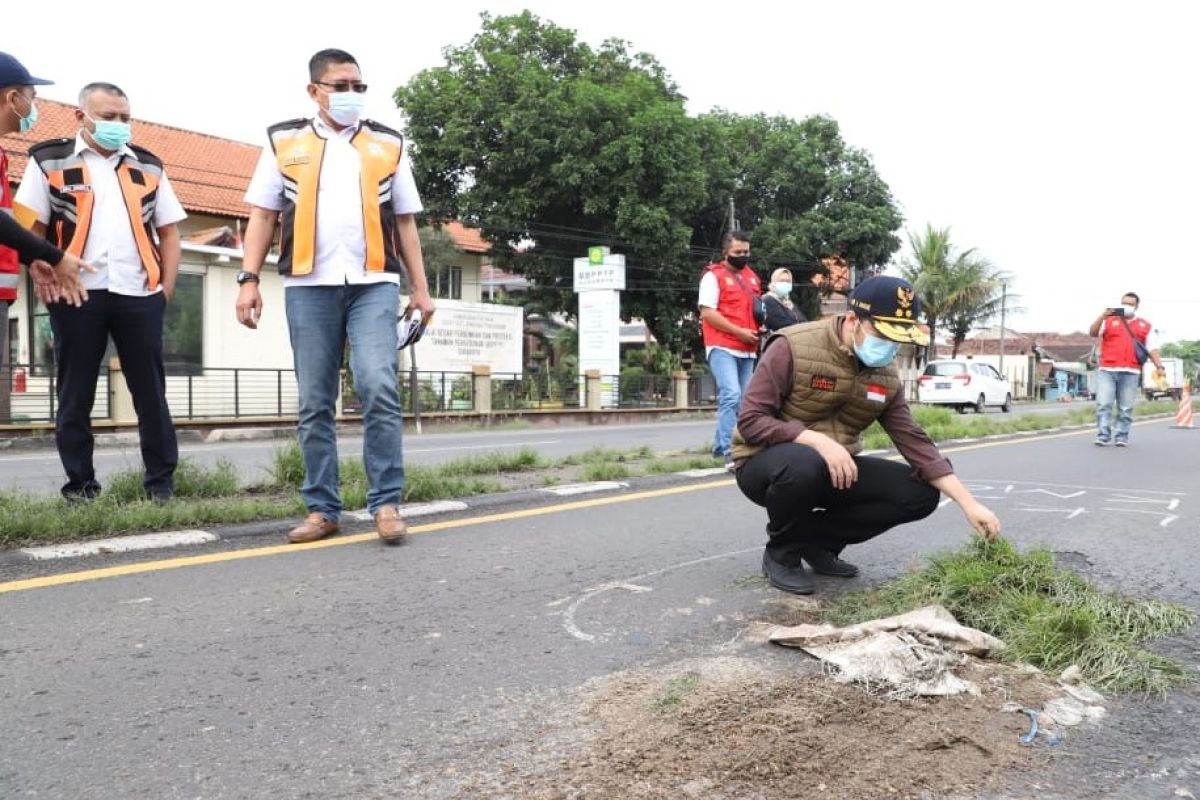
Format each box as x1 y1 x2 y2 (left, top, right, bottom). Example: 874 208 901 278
1 99 489 374
931 327 1097 400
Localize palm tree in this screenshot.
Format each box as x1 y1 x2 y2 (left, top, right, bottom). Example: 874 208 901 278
900 225 1008 355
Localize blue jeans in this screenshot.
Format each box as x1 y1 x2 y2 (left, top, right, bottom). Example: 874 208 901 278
285 282 404 519
1095 369 1139 442
708 348 756 457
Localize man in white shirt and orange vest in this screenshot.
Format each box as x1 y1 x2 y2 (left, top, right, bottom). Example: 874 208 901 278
1087 291 1165 447
237 48 436 546
15 82 185 502
698 230 762 470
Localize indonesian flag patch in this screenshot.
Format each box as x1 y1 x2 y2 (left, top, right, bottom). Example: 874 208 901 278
866 383 888 403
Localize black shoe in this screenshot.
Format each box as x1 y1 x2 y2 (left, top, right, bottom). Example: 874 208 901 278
149 490 173 506
61 481 102 503
761 551 814 595
801 547 859 578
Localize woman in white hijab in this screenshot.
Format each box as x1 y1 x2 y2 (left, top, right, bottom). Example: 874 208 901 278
762 268 806 334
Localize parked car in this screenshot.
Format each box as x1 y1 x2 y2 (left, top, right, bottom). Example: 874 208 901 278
917 359 1012 413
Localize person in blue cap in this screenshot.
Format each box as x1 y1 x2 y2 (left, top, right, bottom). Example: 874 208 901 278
730 275 1002 595
1 52 90 378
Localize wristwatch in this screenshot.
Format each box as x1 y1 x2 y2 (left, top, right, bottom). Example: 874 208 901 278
235 270 261 285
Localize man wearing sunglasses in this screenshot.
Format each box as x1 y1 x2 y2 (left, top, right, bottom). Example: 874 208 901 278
237 48 435 546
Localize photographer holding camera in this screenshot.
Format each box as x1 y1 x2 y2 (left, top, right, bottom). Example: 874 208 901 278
1088 292 1165 447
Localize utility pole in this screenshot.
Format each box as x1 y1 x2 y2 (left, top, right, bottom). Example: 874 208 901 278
728 196 738 232
998 281 1007 375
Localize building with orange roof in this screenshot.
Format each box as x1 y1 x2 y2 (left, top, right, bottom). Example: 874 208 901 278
1 100 491 380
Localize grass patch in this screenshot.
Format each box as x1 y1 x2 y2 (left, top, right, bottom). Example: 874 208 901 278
862 401 1178 451
826 538 1196 695
580 461 635 481
558 445 652 467
645 455 725 474
107 459 241 502
652 672 701 711
403 466 502 503
433 448 545 476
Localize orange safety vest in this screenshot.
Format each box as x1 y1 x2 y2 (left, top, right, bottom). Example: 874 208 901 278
25 138 164 290
267 118 406 277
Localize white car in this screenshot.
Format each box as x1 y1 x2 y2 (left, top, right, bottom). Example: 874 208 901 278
917 359 1012 413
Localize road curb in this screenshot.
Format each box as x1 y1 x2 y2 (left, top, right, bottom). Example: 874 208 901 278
0 414 1177 566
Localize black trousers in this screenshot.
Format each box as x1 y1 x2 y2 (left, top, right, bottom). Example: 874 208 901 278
735 443 941 567
48 290 177 493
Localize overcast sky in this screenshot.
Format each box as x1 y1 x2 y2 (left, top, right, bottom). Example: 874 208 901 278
10 0 1198 342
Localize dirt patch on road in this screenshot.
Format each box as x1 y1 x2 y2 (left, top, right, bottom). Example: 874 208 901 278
455 650 1059 800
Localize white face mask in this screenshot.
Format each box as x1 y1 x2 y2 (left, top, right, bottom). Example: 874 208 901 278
325 91 365 126
1122 304 1137 318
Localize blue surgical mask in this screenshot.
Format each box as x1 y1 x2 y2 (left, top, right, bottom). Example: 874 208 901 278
853 323 900 367
15 94 38 133
86 114 132 151
773 282 792 297
326 91 366 126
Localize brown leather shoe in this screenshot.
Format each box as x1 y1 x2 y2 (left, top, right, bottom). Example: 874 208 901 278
287 512 339 544
374 505 407 544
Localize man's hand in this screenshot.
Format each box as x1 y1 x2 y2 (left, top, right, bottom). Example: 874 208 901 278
797 430 858 490
31 252 94 307
405 288 436 325
235 283 263 329
734 326 759 346
961 500 1002 541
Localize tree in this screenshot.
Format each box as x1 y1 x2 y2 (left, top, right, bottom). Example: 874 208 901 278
900 225 1008 354
396 12 903 356
396 11 705 351
692 112 902 292
1161 340 1200 376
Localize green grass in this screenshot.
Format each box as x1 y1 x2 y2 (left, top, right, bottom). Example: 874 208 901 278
645 455 725 474
557 445 652 467
107 458 241 502
826 538 1196 695
652 672 701 711
862 402 1179 450
580 461 635 481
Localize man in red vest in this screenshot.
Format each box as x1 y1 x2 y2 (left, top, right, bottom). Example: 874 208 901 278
698 230 762 470
1087 291 1165 447
1 53 90 388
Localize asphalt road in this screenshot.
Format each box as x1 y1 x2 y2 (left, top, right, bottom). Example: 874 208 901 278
2 418 1197 798
0 400 1085 496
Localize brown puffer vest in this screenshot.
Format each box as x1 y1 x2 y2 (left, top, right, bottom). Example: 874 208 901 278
731 316 901 461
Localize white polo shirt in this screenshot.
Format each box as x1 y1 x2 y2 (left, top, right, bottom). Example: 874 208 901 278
244 116 423 288
15 133 187 297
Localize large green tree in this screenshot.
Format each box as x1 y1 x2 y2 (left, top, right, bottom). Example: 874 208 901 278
396 12 903 355
396 11 705 350
900 224 1009 354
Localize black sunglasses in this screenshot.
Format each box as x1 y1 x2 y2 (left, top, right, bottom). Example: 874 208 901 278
314 80 368 94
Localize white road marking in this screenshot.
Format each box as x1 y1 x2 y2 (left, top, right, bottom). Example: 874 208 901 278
347 500 469 522
21 530 218 560
1016 506 1087 519
1101 508 1181 528
969 478 1186 496
540 481 629 497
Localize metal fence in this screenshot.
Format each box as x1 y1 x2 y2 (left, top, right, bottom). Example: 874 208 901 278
491 372 583 410
0 363 111 424
342 370 476 415
1 364 717 425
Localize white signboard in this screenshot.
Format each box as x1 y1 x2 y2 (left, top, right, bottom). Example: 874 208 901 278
573 246 626 292
578 289 621 404
404 299 524 376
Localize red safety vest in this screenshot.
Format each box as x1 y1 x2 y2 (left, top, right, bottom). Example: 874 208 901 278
1099 315 1151 370
0 149 18 302
701 262 760 354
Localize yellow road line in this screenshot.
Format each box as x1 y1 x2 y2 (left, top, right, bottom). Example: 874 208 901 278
0 417 1167 596
0 480 732 595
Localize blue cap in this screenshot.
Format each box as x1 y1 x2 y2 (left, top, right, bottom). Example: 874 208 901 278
0 52 54 87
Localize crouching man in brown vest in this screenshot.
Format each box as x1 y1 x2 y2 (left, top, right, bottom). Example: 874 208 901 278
731 276 1001 595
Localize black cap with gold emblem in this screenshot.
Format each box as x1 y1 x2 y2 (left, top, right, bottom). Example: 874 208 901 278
848 276 929 346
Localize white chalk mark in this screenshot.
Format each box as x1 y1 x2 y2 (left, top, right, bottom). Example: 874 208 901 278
559 548 759 643
1011 489 1086 499
1016 506 1087 518
1101 508 1182 527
